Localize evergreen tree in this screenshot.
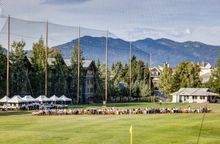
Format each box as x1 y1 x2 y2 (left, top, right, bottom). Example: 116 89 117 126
108 55 151 101
48 49 68 96
0 45 7 97
94 59 105 102
29 38 46 97
10 41 28 95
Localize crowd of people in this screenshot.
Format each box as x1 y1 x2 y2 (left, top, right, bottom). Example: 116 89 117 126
32 106 212 116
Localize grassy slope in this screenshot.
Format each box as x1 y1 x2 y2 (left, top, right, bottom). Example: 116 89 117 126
0 103 220 144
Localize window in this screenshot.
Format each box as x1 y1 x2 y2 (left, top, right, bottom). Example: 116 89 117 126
193 96 197 99
90 88 93 93
200 96 205 100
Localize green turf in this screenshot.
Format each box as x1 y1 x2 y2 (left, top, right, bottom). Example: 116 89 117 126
0 103 220 144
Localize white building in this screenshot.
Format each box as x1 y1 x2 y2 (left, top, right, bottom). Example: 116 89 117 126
172 88 218 103
150 65 164 87
64 59 96 103
199 62 213 83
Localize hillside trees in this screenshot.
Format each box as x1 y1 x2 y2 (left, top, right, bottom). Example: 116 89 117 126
110 56 151 101
0 46 7 97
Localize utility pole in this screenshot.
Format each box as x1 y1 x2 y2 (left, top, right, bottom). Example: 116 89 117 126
104 31 108 105
129 41 132 101
77 26 80 104
6 16 10 97
45 21 48 96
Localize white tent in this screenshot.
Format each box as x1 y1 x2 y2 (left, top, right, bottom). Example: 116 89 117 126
8 95 24 103
0 96 10 103
36 95 50 102
49 95 62 102
60 95 72 102
22 95 36 102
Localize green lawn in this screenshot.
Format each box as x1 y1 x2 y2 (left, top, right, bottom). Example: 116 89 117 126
0 103 220 144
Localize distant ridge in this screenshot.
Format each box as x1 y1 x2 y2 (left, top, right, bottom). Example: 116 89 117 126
3 36 220 67
55 36 220 66
55 36 149 66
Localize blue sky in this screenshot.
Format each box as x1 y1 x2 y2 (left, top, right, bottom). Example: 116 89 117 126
1 0 220 45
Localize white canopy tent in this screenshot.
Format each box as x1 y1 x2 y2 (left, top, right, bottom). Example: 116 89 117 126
49 95 62 102
8 95 24 103
36 95 50 103
0 96 10 103
60 95 72 102
22 95 36 103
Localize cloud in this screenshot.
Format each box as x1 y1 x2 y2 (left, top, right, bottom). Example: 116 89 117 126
123 27 193 41
42 0 92 5
1 0 220 45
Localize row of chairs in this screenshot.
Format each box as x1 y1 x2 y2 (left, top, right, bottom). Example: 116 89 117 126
32 107 212 116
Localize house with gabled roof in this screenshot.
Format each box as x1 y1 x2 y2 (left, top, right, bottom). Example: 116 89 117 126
150 66 162 88
171 88 218 103
150 63 170 88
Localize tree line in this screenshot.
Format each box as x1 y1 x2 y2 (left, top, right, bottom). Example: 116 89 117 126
0 39 219 102
0 39 151 103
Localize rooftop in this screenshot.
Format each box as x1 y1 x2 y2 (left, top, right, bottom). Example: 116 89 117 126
171 88 218 96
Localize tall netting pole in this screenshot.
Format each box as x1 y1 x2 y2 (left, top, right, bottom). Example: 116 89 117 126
104 31 108 105
6 16 10 97
129 42 132 101
45 21 48 96
77 26 81 104
149 53 152 102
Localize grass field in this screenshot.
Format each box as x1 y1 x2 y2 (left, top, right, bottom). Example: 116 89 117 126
0 103 220 144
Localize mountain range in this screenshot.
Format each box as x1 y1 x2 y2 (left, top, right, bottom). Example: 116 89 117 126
55 36 220 67
3 36 220 67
